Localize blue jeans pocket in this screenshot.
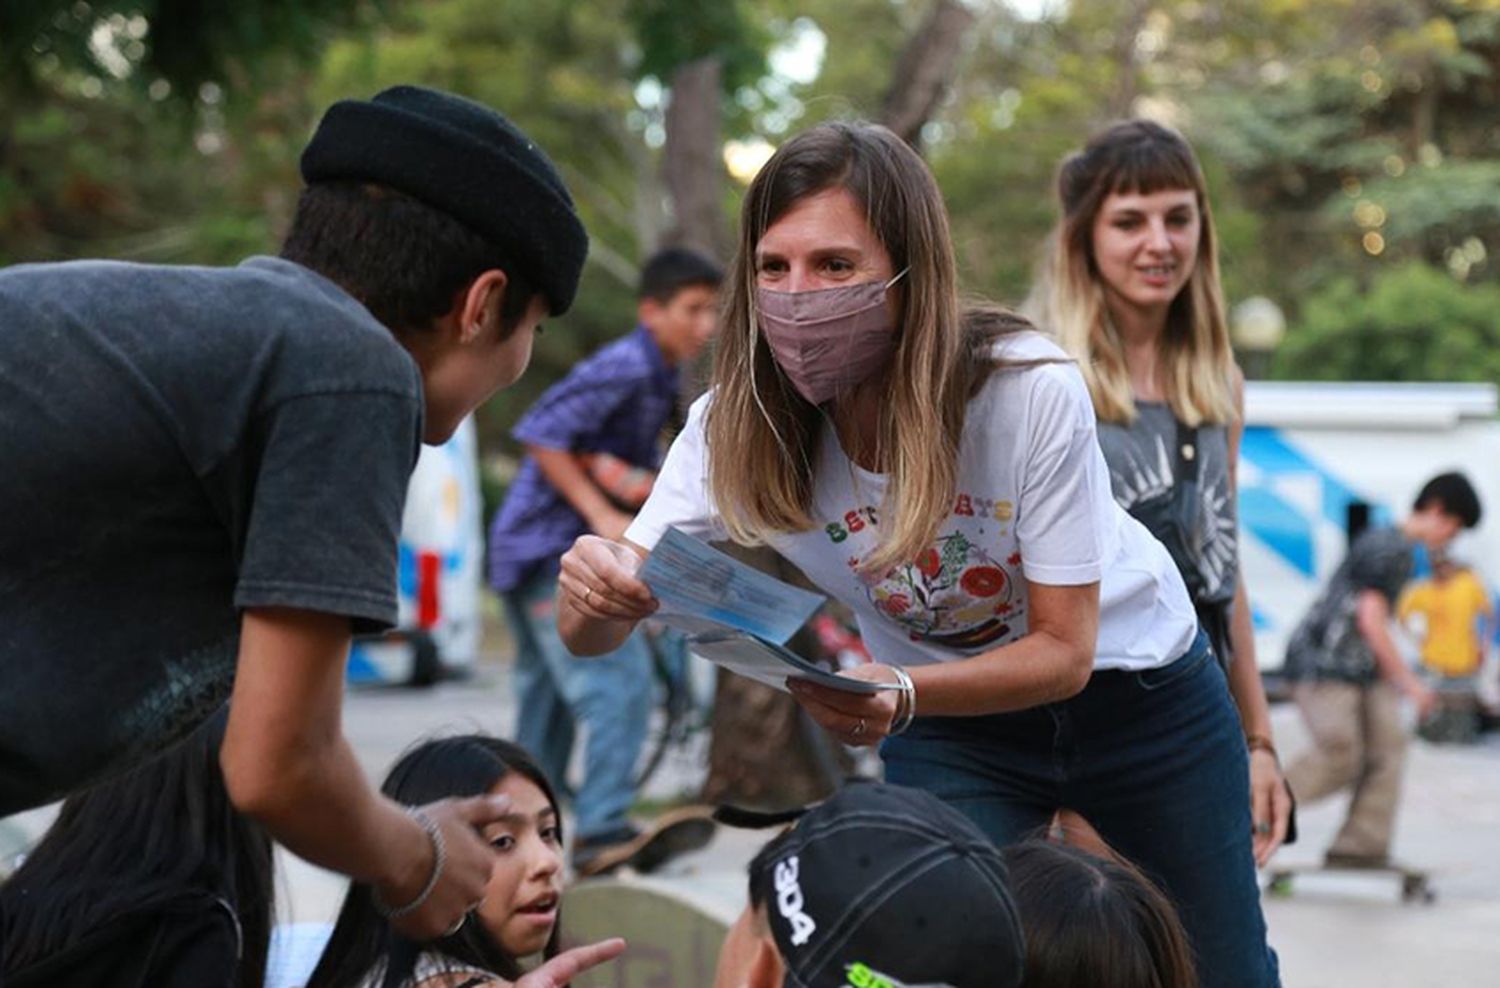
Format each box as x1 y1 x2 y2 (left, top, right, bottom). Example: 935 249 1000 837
1134 629 1212 691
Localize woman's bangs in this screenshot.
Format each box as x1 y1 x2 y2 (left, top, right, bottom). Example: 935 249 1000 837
1109 142 1199 198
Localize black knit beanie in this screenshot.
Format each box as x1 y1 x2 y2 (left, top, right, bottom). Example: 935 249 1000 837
300 85 588 315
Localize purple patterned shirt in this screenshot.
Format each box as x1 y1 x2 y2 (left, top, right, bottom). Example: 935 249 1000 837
488 326 679 592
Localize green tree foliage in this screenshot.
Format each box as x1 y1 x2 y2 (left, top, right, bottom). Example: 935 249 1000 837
0 1 370 265
1 0 374 100
1320 161 1500 281
1275 263 1500 386
625 0 767 91
1181 0 1500 300
7 0 1500 444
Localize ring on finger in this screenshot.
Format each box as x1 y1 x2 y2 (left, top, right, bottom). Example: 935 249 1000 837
584 586 595 607
1254 821 1271 836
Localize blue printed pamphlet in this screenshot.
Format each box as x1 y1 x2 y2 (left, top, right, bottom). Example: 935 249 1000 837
639 527 898 695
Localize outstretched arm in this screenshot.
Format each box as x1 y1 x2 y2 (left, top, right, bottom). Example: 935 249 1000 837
224 607 512 939
528 445 635 542
556 536 658 656
790 579 1099 745
1357 590 1436 716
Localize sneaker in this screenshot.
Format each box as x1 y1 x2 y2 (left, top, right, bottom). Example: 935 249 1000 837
571 807 717 879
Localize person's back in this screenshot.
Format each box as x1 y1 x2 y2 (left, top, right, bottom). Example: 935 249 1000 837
0 258 418 812
1284 524 1415 686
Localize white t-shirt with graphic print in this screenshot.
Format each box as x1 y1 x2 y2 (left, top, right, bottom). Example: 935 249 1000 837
626 331 1197 673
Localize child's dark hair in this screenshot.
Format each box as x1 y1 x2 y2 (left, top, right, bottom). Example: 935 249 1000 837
306 735 563 988
281 181 539 339
0 708 274 987
638 246 722 303
1414 471 1482 529
1003 839 1197 988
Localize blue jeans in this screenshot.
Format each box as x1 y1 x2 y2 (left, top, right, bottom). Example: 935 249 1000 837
503 572 652 842
883 632 1280 988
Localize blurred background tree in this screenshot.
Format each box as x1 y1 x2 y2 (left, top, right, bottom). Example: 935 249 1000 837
9 0 1499 804
0 0 374 265
5 0 1499 447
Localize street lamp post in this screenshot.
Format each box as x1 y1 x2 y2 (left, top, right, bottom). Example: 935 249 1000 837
1231 296 1286 380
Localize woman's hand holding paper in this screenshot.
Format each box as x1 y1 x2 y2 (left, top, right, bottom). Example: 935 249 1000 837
559 535 657 621
788 664 904 747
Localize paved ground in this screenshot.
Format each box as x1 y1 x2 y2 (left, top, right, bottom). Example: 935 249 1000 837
284 660 1500 987
6 652 1498 986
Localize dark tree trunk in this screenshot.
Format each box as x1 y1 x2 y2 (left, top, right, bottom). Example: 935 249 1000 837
660 55 729 414
699 545 844 808
1103 0 1152 120
879 0 977 150
660 55 730 261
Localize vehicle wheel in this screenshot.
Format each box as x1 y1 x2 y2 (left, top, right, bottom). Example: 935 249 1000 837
408 631 443 689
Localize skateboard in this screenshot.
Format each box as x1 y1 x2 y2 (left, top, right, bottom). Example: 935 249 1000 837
1266 862 1435 904
573 806 717 879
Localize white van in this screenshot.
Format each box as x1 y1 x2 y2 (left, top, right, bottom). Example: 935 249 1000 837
1239 382 1499 674
347 417 486 686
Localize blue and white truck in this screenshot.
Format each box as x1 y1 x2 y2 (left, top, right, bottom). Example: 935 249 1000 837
348 417 487 686
1239 381 1499 674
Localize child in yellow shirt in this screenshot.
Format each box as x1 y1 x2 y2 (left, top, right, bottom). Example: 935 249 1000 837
1398 559 1493 679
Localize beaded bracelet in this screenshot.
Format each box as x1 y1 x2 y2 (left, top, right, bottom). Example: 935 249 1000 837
373 807 446 920
888 665 917 736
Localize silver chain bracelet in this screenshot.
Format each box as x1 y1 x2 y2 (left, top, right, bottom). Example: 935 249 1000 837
372 806 445 920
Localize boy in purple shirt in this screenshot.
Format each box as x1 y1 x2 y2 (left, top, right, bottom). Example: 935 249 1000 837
489 247 720 874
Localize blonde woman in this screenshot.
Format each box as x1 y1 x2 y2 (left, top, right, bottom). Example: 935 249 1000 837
1031 119 1294 869
558 121 1278 988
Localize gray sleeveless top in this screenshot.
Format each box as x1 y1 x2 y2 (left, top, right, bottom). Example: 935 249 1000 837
1096 402 1238 603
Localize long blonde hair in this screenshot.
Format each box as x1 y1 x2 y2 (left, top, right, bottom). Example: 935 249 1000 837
1031 119 1235 427
706 122 1025 574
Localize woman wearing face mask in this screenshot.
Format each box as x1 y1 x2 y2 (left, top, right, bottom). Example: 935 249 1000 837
557 121 1278 988
1029 120 1293 868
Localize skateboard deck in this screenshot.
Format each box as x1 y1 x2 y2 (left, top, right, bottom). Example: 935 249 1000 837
574 806 717 878
1266 862 1435 904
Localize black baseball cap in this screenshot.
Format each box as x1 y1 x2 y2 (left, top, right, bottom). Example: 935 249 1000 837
744 781 1024 988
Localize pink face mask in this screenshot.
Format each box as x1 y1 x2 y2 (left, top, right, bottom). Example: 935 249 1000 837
755 269 908 406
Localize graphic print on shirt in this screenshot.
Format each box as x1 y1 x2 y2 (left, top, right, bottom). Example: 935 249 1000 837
1106 430 1237 599
827 496 1026 652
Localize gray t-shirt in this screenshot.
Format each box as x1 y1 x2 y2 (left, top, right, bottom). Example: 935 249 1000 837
1096 402 1238 603
1283 526 1414 683
0 256 422 813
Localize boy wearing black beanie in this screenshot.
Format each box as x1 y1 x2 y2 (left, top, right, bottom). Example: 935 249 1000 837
0 86 606 954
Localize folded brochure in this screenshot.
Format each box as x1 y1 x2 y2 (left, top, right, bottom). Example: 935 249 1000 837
638 527 898 695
